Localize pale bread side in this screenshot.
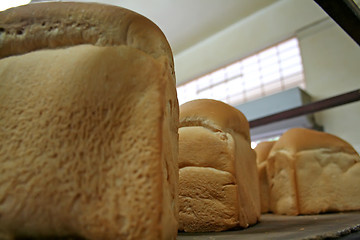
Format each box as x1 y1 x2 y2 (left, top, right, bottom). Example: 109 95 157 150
178 99 260 232
0 2 178 239
267 128 360 215
255 141 276 213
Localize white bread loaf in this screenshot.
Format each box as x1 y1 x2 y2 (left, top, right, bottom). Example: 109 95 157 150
0 2 179 239
267 128 360 215
254 141 276 213
178 99 260 232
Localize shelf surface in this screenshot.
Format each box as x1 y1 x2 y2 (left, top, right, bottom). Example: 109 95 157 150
178 211 360 240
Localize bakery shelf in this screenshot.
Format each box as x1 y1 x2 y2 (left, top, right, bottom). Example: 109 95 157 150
177 211 360 240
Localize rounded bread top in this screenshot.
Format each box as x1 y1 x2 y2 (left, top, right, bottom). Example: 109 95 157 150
0 2 174 75
270 128 359 155
254 141 276 164
180 99 251 143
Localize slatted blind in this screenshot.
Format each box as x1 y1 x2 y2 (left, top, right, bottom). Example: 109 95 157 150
177 37 305 106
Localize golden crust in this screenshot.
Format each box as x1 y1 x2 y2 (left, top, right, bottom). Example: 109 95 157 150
255 141 276 164
267 128 360 215
254 141 275 213
178 126 236 175
0 44 179 240
178 99 260 232
178 167 239 232
179 99 251 143
270 128 358 155
0 2 174 75
0 2 178 238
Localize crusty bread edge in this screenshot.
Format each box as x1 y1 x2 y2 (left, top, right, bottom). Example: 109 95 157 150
0 2 174 77
269 128 359 156
179 99 251 143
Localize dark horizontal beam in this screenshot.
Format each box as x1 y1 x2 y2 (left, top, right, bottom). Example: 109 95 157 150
314 0 360 45
249 89 360 128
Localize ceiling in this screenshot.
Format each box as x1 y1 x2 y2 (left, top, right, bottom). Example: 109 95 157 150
31 0 280 55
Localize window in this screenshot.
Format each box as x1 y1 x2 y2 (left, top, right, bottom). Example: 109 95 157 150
177 37 305 106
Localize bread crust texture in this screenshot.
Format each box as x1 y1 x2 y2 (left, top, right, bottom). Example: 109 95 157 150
178 99 260 232
255 141 276 213
0 2 174 72
267 128 360 215
0 2 178 240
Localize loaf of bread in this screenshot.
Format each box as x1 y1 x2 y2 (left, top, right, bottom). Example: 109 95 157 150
267 128 360 215
178 99 260 232
0 2 179 239
254 141 276 213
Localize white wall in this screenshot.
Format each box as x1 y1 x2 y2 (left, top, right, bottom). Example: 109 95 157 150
299 19 360 153
174 0 327 85
174 0 360 152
